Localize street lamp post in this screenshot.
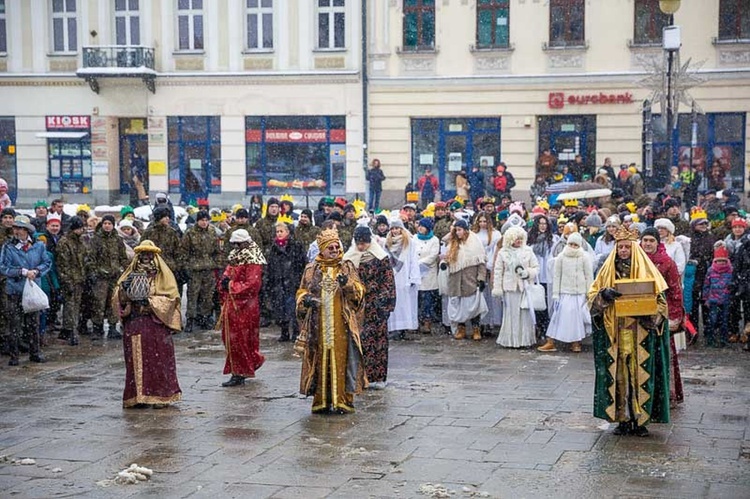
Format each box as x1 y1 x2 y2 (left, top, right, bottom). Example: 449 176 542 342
660 0 681 186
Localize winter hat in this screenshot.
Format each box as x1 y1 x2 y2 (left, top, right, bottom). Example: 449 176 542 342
509 201 524 217
118 219 134 230
69 216 85 231
102 214 116 225
585 212 603 228
121 205 135 218
1 207 15 218
654 218 675 234
567 232 583 247
641 227 660 243
631 222 647 236
196 211 210 222
229 229 252 244
153 207 170 222
266 197 280 208
530 206 547 218
664 198 681 210
343 204 356 214
334 197 348 208
454 211 471 226
732 218 748 229
353 226 372 244
46 213 62 225
434 202 447 210
235 208 249 219
561 222 578 239
390 217 405 230
605 215 621 228
713 242 729 261
301 208 313 219
326 211 342 222
376 215 388 227
12 215 35 233
454 218 469 231
155 192 168 202
419 217 434 232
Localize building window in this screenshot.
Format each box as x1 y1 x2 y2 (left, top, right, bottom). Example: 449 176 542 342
246 0 273 50
167 116 221 203
633 0 670 45
245 116 347 195
115 0 140 45
0 117 16 203
476 0 509 49
403 0 435 51
0 1 7 53
177 0 203 51
549 0 584 48
719 0 750 41
51 0 78 53
45 115 92 194
317 0 345 49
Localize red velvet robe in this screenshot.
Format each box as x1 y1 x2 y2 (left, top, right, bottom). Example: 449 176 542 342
220 263 265 377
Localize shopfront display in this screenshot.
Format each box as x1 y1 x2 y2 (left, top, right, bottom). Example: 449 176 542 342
0 117 17 203
168 116 221 204
43 115 92 194
537 115 597 179
119 118 149 196
411 118 501 200
245 116 347 195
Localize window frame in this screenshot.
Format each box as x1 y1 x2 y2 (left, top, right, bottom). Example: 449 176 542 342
316 0 346 50
245 0 274 51
50 0 78 54
176 0 204 52
475 0 510 49
114 0 141 46
0 0 7 54
718 0 750 42
633 0 670 46
402 0 436 52
548 0 585 49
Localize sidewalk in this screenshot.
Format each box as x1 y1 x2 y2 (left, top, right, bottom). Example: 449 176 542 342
0 329 748 498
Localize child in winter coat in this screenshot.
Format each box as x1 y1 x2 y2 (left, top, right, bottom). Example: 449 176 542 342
702 242 733 347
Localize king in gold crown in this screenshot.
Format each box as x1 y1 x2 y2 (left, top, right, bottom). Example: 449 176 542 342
614 225 639 241
316 228 340 252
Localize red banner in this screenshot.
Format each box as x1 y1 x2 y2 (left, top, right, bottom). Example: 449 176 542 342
46 115 90 129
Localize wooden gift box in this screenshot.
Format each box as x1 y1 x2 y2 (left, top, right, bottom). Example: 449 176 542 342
614 278 657 317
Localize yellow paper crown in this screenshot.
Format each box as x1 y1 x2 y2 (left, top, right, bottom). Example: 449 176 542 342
563 199 578 207
537 199 550 211
352 199 366 218
422 202 435 219
231 203 244 214
211 211 227 223
77 204 91 213
277 214 294 225
690 208 708 220
626 202 637 214
280 194 294 203
614 225 639 241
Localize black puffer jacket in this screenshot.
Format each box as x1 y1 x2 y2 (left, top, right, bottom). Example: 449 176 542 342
264 238 307 322
732 240 750 298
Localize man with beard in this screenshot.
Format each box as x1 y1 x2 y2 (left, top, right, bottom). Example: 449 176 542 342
295 209 320 251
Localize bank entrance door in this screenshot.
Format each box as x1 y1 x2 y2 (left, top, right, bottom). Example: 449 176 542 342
538 115 596 179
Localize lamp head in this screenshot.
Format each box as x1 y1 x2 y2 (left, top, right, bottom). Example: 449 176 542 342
659 0 681 15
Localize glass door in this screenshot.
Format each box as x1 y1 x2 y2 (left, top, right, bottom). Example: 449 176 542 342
443 134 467 197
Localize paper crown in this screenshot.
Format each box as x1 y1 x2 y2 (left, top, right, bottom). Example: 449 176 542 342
277 214 294 225
34 200 48 209
211 211 227 223
626 202 637 214
231 203 244 214
690 208 708 220
280 194 294 203
614 225 640 241
563 199 579 207
352 198 366 218
316 228 340 250
536 198 550 211
77 204 91 213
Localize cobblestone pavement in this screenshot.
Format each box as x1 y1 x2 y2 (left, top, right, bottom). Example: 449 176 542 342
0 328 748 498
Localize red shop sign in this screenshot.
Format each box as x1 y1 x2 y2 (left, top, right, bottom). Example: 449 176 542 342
547 92 634 109
46 115 91 129
245 128 347 143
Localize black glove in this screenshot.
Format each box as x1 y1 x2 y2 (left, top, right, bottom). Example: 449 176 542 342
600 287 622 302
303 294 315 308
440 262 448 271
336 274 348 287
639 316 656 330
478 281 486 292
221 277 230 291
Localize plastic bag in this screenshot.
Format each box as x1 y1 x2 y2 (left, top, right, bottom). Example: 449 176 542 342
22 279 50 313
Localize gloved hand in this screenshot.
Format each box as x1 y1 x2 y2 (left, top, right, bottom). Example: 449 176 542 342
478 281 486 292
336 274 348 287
515 266 529 279
600 287 622 302
220 277 230 291
639 316 657 330
440 262 448 271
303 294 315 308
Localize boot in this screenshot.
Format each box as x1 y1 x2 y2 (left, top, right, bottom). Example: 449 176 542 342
108 323 123 340
91 323 105 339
537 338 557 352
58 329 71 341
221 375 246 387
278 323 290 342
472 325 481 341
29 353 47 363
69 333 79 346
571 341 582 353
454 325 466 340
184 318 194 334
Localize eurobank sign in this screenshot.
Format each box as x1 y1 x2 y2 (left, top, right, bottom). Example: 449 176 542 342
548 91 635 109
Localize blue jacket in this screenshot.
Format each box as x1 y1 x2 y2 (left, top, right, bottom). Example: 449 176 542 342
0 239 51 296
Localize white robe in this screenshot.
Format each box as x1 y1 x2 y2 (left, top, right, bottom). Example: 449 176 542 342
387 240 421 332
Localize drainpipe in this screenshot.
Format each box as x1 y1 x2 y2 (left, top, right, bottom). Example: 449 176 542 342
361 0 369 201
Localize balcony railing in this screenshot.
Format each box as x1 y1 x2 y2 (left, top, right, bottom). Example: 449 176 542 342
77 45 157 94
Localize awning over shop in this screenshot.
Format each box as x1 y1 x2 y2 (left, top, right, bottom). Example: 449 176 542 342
35 132 90 139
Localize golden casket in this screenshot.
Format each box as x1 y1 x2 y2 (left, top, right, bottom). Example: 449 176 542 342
614 278 658 317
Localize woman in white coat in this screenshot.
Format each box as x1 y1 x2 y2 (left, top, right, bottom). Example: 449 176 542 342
654 218 687 276
493 226 540 348
472 212 503 332
386 217 421 339
413 217 440 333
539 232 593 353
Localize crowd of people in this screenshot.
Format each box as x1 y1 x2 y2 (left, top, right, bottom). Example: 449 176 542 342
1 159 748 426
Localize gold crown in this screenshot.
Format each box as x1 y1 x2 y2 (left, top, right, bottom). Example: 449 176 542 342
563 199 578 207
690 208 707 220
614 225 639 241
277 214 294 225
316 228 339 251
280 194 294 203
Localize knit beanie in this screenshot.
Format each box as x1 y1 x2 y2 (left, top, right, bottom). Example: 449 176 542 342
301 209 313 219
353 226 372 243
69 216 85 231
196 211 210 221
419 217 434 232
641 227 660 243
585 212 602 228
102 214 116 225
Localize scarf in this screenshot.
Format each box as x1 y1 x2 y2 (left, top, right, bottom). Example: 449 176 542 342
228 243 267 266
448 231 486 274
386 234 406 272
711 260 732 274
274 236 289 248
343 240 388 269
561 244 584 259
417 231 434 241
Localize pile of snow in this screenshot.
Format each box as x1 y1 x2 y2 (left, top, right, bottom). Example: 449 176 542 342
96 463 153 487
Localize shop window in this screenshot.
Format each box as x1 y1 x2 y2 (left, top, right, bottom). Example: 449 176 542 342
633 0 670 45
245 116 346 195
0 117 16 203
45 116 92 194
549 0 584 48
719 0 750 41
317 0 345 49
51 0 78 53
0 0 7 53
177 0 203 51
403 0 435 52
118 118 148 196
167 116 220 202
115 0 140 46
246 0 273 50
476 0 509 49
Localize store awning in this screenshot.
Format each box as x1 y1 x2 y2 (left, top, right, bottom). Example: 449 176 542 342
35 131 89 139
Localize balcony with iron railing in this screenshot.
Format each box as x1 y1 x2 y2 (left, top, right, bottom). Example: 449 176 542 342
76 45 157 94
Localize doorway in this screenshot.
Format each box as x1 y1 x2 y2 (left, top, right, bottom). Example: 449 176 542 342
538 115 597 179
167 116 221 205
119 118 148 205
